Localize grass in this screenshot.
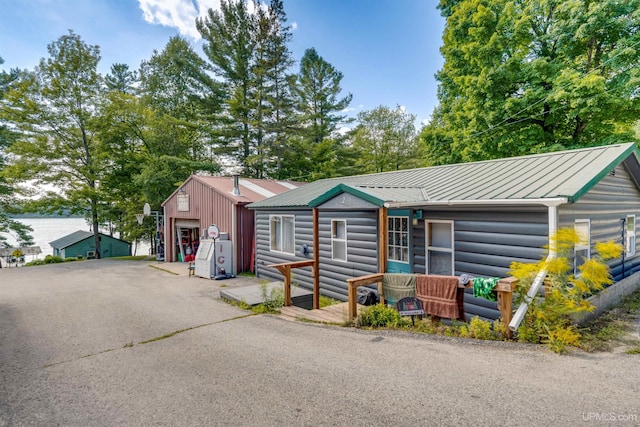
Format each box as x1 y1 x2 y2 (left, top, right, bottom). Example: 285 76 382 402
149 264 179 275
237 271 256 278
113 255 156 261
579 289 640 352
626 344 640 354
319 295 340 308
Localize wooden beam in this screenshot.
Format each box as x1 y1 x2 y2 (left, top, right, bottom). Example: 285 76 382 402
346 273 385 321
313 207 320 309
267 260 316 307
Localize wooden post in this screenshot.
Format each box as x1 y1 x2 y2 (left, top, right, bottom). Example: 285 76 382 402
313 208 320 310
267 260 316 309
283 265 292 306
348 284 358 321
378 207 388 306
496 277 518 338
378 207 388 274
346 273 384 321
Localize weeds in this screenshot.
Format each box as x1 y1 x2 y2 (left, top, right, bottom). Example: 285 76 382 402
579 289 640 352
626 344 640 355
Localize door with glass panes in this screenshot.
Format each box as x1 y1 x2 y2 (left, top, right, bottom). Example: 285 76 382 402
387 210 411 273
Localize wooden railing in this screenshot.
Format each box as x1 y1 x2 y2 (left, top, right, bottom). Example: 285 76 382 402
346 274 518 337
267 260 316 308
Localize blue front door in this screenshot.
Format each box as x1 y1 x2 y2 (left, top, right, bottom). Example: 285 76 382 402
387 210 411 273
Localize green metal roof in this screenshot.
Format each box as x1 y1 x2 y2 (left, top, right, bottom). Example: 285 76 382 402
248 143 640 209
50 230 130 249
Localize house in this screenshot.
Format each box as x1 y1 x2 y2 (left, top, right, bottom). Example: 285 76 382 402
248 143 640 320
50 230 131 259
161 175 304 274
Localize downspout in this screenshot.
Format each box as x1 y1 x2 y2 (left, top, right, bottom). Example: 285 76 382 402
232 205 238 275
509 202 561 332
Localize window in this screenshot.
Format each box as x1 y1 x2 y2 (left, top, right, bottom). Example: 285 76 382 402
627 215 636 257
388 216 409 263
426 220 454 275
331 219 347 261
270 215 295 254
574 219 590 275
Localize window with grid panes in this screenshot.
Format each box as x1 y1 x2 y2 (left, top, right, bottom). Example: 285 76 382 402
388 216 409 263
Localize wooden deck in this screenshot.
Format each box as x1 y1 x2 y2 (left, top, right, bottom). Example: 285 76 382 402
279 302 363 324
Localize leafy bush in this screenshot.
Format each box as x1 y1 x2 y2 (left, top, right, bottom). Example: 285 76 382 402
510 228 622 353
468 317 493 340
25 255 65 266
355 304 404 328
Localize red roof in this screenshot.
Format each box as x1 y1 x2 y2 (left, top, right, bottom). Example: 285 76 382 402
162 175 305 206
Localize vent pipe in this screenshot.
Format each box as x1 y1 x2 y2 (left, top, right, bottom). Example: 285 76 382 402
232 174 241 196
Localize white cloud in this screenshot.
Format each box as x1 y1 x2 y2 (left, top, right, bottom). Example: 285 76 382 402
138 0 222 40
291 21 298 31
341 104 365 114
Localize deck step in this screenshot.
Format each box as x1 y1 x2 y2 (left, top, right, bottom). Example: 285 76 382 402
279 302 361 324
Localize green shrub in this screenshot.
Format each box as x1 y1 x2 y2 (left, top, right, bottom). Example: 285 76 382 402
44 255 64 264
356 304 404 328
468 317 493 340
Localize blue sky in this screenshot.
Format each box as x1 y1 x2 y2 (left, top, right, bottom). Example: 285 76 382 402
0 0 445 127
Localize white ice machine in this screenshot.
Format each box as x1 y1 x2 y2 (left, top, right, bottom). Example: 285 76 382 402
194 239 233 279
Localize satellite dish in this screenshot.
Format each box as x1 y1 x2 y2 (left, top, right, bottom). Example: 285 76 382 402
143 203 151 216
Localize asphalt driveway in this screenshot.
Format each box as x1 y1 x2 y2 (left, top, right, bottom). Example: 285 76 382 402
0 260 638 426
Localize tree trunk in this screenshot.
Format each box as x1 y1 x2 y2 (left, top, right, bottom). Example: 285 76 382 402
92 199 101 259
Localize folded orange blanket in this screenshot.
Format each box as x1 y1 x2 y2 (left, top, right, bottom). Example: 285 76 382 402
415 275 460 319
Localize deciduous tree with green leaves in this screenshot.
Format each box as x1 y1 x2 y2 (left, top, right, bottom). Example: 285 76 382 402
353 105 424 173
2 32 106 256
0 55 33 249
423 0 640 165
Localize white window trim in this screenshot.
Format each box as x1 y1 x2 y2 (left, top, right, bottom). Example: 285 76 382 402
388 215 410 264
331 219 347 262
574 219 591 275
626 214 636 257
425 219 454 275
269 214 295 254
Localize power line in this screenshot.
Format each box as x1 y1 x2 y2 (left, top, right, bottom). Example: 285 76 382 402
469 35 640 138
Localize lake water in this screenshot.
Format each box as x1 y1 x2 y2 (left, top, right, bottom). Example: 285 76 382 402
1 218 151 264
